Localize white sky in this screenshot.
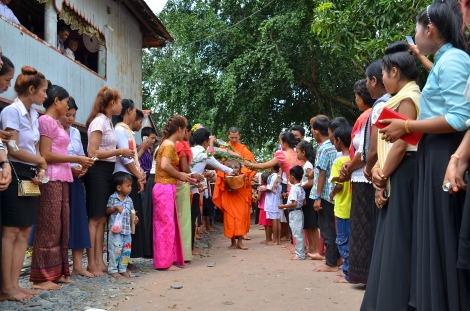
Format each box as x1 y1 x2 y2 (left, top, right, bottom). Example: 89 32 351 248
145 0 169 14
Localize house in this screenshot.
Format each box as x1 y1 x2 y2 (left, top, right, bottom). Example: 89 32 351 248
0 0 171 137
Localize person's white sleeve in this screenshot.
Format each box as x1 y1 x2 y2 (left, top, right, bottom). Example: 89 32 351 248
266 174 276 191
206 156 233 174
115 127 133 164
1 107 20 131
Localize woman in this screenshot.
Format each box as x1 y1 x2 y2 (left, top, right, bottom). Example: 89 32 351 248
113 99 146 261
153 115 192 271
0 54 14 300
175 122 195 261
338 79 375 284
30 83 94 290
84 86 133 277
360 41 420 311
59 97 93 278
380 1 470 309
1 66 47 301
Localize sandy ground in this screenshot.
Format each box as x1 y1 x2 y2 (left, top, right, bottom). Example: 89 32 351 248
115 224 365 311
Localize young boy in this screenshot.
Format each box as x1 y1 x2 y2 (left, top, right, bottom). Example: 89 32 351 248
65 39 79 61
264 165 282 245
311 116 339 272
107 172 139 279
329 125 353 283
278 166 306 260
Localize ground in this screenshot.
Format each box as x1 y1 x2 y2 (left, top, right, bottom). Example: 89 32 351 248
116 224 364 311
0 222 364 311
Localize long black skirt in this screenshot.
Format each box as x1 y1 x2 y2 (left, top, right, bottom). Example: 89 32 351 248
459 189 470 269
348 181 376 284
141 174 155 258
84 161 115 218
360 152 416 311
410 133 470 310
124 174 144 258
302 188 318 229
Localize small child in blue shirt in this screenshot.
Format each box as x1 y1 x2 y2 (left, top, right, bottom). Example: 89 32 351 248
278 166 306 260
107 172 139 278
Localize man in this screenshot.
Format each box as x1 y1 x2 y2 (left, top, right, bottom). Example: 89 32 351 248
0 0 20 24
291 125 305 145
213 127 257 250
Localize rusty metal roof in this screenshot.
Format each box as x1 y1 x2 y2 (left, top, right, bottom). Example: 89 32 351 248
119 0 174 48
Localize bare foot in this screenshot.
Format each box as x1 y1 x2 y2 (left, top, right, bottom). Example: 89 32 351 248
121 271 131 278
110 272 123 279
15 286 40 296
32 281 63 291
208 228 216 232
72 267 95 278
333 277 349 283
166 265 181 271
266 241 278 246
195 234 202 240
289 250 296 254
55 276 74 284
336 271 345 277
259 227 265 230
127 263 139 271
87 266 106 277
237 242 248 250
307 252 325 260
260 240 267 244
280 237 290 241
99 264 108 272
313 264 339 272
289 256 303 260
228 244 237 249
243 235 252 240
0 288 32 301
192 248 201 255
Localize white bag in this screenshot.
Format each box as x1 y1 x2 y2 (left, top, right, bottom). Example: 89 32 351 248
111 212 123 234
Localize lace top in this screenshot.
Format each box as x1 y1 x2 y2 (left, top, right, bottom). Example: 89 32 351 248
39 115 73 182
154 144 179 184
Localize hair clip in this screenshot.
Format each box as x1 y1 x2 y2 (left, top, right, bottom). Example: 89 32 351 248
426 5 432 24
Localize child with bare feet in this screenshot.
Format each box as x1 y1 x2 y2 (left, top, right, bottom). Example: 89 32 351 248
278 166 306 260
329 125 353 283
264 165 282 246
106 173 139 279
257 172 273 244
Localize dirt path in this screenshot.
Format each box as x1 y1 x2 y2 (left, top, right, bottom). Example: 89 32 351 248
116 224 365 311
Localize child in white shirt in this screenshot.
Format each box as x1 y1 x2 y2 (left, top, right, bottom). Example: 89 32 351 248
265 165 282 245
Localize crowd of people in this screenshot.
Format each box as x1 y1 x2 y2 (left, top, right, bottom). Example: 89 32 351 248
0 0 470 310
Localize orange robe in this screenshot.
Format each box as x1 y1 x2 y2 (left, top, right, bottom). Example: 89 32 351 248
212 142 257 238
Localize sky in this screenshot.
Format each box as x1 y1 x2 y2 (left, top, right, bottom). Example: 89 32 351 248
145 0 169 14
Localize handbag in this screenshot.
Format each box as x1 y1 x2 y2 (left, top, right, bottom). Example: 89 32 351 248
10 160 41 196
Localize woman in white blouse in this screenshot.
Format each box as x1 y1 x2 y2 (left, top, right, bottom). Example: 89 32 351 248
113 99 146 261
59 97 94 278
1 66 48 301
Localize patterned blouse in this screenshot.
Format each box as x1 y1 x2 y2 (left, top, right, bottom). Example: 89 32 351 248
154 144 179 185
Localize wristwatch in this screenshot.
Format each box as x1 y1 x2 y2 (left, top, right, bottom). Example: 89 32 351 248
0 160 10 168
313 194 321 200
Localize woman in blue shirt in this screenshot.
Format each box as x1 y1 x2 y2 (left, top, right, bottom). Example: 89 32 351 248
378 1 470 310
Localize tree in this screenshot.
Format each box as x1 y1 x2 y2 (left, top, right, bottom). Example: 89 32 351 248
143 0 363 150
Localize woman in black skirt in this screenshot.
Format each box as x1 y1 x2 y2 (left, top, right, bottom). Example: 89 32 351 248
85 87 134 277
113 99 146 261
380 2 470 309
1 66 48 301
360 41 421 311
0 53 14 299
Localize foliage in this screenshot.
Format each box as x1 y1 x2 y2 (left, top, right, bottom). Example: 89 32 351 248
142 0 363 152
310 0 433 64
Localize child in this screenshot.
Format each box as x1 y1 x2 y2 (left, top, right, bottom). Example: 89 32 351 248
258 172 273 244
278 166 306 260
311 116 339 272
107 172 139 279
265 165 282 245
65 39 79 61
329 125 353 283
296 141 322 259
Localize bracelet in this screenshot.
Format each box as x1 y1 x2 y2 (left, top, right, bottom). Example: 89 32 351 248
450 154 460 160
404 120 411 134
371 165 380 172
38 168 46 173
119 148 123 157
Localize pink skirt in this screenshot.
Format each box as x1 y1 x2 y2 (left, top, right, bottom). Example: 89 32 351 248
152 183 185 269
258 208 272 226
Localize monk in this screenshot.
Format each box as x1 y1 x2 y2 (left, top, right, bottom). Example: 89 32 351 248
213 127 257 250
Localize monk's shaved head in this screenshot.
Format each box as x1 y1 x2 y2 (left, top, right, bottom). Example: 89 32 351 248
228 126 240 134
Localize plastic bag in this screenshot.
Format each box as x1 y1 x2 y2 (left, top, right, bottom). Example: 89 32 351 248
111 212 123 234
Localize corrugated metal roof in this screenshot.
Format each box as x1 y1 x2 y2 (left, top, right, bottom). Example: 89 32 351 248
119 0 174 48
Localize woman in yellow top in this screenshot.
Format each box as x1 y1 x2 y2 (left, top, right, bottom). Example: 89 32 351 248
152 115 193 271
360 41 420 311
